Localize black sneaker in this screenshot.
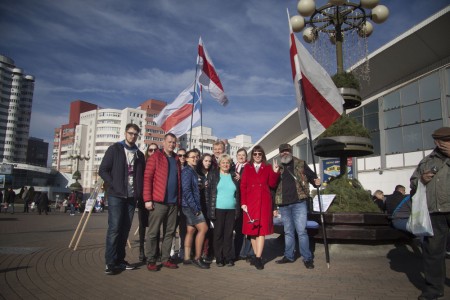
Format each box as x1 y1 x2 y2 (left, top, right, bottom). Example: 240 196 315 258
275 256 294 264
202 256 213 264
226 260 235 267
303 260 314 269
192 258 210 269
105 264 118 275
118 261 136 270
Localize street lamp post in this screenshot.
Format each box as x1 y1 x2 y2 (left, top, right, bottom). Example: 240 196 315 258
69 152 90 192
291 0 389 75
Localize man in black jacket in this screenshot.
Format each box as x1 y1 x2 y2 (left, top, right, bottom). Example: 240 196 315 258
99 123 145 275
385 185 410 232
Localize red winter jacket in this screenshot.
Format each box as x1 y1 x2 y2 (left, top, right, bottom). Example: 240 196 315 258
143 149 181 204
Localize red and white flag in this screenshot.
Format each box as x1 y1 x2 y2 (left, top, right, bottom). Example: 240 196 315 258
154 81 201 138
197 37 229 106
288 14 344 140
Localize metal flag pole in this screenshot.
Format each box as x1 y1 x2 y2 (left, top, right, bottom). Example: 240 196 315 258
189 40 202 150
199 85 203 153
298 79 331 268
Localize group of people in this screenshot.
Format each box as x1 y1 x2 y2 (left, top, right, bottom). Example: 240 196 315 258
99 123 321 276
1 186 49 215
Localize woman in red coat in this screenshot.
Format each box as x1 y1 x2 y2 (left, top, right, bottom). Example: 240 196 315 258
240 145 279 270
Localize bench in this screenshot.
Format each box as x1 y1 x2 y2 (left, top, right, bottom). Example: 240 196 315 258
274 212 413 241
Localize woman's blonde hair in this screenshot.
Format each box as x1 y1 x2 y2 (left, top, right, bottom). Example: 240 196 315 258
218 153 232 165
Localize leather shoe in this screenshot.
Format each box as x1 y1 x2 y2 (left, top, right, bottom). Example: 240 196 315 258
254 257 264 270
276 256 294 264
226 260 235 267
192 258 210 269
417 293 445 300
303 260 314 269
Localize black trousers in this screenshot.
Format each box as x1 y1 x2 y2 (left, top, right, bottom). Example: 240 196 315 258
233 211 244 259
421 212 450 298
213 209 235 262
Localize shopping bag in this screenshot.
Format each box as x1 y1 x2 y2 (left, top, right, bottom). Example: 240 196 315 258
406 181 434 236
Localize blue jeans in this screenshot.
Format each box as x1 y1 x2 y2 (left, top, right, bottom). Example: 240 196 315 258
279 201 312 262
105 196 136 266
392 218 409 233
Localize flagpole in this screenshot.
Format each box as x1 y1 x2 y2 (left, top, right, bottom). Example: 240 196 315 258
190 55 201 150
200 86 203 153
298 80 331 269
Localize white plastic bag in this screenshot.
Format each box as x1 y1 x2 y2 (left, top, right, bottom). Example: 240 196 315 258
407 181 434 236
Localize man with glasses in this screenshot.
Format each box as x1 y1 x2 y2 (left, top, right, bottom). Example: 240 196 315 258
143 133 182 272
273 143 320 270
99 123 145 275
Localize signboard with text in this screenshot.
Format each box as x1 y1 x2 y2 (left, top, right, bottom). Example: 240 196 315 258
321 157 353 186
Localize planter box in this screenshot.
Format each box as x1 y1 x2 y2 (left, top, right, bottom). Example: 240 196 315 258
314 135 373 158
340 87 362 109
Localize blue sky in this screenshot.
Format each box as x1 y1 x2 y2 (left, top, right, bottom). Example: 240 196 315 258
1 0 448 152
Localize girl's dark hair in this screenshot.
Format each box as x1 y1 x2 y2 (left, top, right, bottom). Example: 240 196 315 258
196 153 212 175
249 145 267 164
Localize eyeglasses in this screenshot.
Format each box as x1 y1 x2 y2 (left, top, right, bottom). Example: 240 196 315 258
127 132 139 137
178 154 186 158
253 152 263 157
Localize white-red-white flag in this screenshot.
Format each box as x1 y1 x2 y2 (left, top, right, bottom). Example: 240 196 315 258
288 14 344 140
154 81 201 138
197 37 229 106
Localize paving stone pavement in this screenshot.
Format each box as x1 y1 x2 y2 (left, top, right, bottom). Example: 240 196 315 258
1 211 449 300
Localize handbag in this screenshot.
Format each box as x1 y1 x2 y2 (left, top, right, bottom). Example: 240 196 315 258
406 181 434 236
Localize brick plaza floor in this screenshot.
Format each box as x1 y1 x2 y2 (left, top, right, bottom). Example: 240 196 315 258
1 211 449 299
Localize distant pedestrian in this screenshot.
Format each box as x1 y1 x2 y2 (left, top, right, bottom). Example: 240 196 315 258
38 192 49 215
21 187 30 213
6 187 16 214
99 123 145 275
69 191 77 216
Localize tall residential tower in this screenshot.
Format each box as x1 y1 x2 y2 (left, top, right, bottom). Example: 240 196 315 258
0 55 35 163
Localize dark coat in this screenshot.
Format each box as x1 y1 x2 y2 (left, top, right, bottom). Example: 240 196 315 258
181 166 201 214
99 142 145 200
6 190 15 204
206 169 241 220
38 193 49 209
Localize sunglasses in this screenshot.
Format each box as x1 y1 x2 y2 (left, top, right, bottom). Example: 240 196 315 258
178 154 186 158
188 156 199 159
148 148 157 153
253 152 263 157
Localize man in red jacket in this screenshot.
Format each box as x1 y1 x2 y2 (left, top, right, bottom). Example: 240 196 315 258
143 133 181 271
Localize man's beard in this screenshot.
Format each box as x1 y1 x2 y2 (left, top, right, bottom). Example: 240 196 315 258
280 153 293 164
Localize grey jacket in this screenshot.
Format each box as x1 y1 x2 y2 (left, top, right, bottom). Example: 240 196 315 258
410 148 450 213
